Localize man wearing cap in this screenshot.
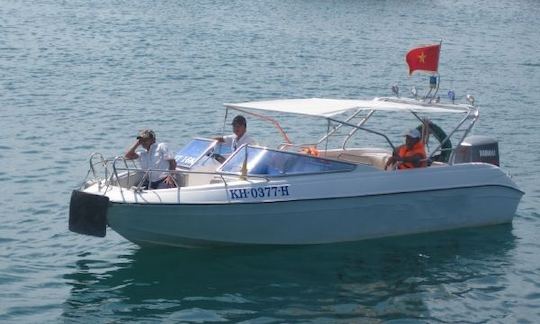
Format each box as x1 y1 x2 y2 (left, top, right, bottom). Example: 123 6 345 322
385 128 427 170
125 129 177 189
215 115 257 152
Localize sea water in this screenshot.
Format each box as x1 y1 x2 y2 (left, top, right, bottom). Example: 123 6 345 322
1 0 540 322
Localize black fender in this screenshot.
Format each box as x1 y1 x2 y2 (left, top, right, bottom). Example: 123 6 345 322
69 190 109 237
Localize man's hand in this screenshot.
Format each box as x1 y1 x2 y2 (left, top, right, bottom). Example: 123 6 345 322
164 174 176 187
125 139 142 160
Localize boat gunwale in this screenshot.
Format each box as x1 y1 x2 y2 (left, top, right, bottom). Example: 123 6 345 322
104 183 524 207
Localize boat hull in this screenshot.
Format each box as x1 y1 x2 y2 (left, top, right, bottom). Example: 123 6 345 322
106 185 522 247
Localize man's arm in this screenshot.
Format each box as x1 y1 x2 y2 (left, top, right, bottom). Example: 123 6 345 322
125 140 141 160
168 159 177 170
385 146 401 170
162 158 178 187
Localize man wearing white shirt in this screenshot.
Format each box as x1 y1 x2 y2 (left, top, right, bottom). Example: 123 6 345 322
125 129 177 189
215 115 257 151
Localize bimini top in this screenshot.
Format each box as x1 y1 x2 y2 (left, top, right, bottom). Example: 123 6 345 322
225 97 474 118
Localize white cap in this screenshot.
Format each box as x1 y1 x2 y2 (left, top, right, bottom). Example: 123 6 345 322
403 128 421 139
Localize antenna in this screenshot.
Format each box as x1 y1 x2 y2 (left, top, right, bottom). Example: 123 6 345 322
411 86 418 99
391 84 400 97
448 90 455 104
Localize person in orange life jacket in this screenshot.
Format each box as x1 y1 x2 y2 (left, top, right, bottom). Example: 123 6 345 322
384 128 427 170
125 129 177 189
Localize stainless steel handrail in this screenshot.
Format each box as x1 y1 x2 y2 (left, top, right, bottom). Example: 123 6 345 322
109 155 271 201
430 107 478 164
112 167 272 183
88 152 106 179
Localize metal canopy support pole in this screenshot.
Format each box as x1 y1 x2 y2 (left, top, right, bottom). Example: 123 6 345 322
328 117 396 152
222 108 229 136
226 106 292 144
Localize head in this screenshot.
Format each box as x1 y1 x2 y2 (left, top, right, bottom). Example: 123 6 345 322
231 115 247 138
403 128 421 148
137 129 156 150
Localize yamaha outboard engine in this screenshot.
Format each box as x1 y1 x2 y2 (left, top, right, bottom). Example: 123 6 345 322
454 135 500 166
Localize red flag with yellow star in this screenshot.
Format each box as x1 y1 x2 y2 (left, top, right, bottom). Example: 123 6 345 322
405 44 440 75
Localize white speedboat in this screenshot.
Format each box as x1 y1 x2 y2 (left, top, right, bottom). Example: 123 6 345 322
69 94 523 247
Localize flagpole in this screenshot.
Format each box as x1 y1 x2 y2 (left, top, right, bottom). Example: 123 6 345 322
426 40 442 102
430 40 443 103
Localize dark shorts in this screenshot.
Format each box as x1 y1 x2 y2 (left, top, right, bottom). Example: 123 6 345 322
143 177 167 190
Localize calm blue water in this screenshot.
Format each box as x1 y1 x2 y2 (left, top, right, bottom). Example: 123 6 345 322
1 0 540 322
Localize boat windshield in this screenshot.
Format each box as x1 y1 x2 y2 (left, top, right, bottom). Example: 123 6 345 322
219 146 355 176
175 138 232 169
175 138 216 168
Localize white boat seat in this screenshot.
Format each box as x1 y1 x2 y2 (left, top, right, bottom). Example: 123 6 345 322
333 151 391 170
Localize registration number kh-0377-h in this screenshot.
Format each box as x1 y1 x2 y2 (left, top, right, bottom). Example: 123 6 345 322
229 185 290 200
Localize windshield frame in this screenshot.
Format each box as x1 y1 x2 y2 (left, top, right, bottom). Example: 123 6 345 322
218 144 357 177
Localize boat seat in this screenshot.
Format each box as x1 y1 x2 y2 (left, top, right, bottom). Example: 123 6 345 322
173 172 187 187
336 152 390 170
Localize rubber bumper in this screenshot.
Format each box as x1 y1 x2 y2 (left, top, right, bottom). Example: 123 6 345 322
69 190 109 237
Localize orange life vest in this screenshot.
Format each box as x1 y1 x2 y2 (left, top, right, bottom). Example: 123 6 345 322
397 142 427 169
301 146 320 157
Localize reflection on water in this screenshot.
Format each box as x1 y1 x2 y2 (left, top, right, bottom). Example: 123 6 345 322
62 225 516 322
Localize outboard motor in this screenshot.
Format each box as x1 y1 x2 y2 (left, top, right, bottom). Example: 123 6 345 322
454 135 500 166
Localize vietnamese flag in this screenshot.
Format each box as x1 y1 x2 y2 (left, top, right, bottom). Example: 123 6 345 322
405 44 441 75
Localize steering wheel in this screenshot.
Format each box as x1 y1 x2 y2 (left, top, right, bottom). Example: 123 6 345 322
210 153 226 163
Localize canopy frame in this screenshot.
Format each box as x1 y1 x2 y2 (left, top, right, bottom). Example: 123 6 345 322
223 97 478 163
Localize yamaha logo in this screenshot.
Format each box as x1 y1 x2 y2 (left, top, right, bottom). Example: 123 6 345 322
479 149 497 157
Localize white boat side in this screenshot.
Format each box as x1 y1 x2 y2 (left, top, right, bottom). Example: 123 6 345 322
79 162 522 247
